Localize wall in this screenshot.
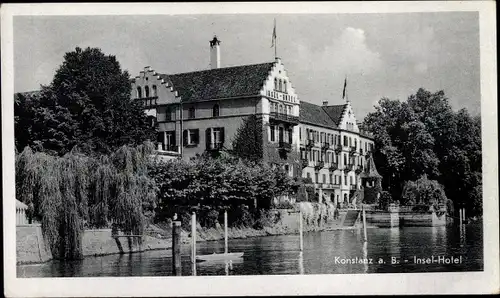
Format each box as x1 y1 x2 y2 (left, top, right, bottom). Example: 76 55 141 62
400 212 447 227
16 225 52 265
366 210 400 228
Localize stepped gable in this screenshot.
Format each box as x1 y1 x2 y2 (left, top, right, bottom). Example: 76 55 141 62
158 62 274 103
322 104 347 126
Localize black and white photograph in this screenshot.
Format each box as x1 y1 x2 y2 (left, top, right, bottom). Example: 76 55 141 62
2 2 498 296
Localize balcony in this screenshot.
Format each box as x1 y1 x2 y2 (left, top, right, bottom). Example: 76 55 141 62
314 160 325 171
350 184 358 190
207 142 223 151
349 146 357 156
301 159 309 169
305 139 315 148
355 165 363 175
321 183 338 190
269 112 300 125
329 162 339 171
321 142 330 150
343 163 354 173
137 96 158 109
335 144 342 153
278 141 292 152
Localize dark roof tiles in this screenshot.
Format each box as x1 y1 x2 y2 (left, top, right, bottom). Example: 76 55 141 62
160 63 274 102
299 101 338 128
322 104 346 126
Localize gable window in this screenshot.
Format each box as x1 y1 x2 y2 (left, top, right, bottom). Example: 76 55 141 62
188 107 196 119
152 85 157 97
279 79 283 91
283 80 287 93
274 78 278 90
145 86 150 98
183 129 199 147
212 104 220 117
137 87 142 98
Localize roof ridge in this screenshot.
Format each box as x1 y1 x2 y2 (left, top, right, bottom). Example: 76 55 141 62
160 62 275 77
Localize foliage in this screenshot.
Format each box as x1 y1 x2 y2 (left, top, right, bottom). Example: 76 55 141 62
149 155 295 225
378 191 393 210
363 88 482 216
15 142 157 260
231 115 264 162
364 179 383 204
401 175 447 210
14 47 156 156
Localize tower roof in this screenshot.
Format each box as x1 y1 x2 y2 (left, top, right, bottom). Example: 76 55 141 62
361 154 382 179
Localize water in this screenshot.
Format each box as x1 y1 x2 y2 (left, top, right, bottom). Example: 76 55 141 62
17 224 483 277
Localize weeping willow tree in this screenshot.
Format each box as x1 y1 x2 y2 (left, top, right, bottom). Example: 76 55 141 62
15 141 157 260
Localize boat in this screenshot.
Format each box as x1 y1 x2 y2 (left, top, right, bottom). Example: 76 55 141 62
196 252 244 262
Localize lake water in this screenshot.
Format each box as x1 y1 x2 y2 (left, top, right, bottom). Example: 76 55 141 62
17 223 483 277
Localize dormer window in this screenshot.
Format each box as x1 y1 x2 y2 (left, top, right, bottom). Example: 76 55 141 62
145 86 150 98
212 104 220 117
137 87 142 98
152 85 157 97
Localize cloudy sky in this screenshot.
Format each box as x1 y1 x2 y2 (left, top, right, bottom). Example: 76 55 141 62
13 12 480 119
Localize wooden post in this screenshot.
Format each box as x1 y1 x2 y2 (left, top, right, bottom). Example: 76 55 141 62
172 221 182 276
224 210 228 254
191 212 196 276
463 208 466 223
362 205 367 242
299 209 304 251
459 208 463 226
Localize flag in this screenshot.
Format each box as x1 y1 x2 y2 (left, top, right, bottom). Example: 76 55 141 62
271 19 277 48
342 77 347 99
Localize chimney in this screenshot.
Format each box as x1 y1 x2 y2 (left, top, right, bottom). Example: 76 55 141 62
210 36 221 69
322 101 329 106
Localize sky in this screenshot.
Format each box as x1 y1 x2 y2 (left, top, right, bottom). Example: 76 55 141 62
13 12 480 119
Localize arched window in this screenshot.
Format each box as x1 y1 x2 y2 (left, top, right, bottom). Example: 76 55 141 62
279 104 283 114
137 87 142 98
212 104 220 117
278 79 283 91
274 78 278 90
283 80 287 93
145 86 150 98
152 85 157 97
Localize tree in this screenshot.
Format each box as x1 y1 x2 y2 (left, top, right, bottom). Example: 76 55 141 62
231 115 263 162
15 47 156 155
364 88 482 217
401 175 447 211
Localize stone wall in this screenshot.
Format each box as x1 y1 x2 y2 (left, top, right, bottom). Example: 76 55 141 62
16 224 52 265
365 210 399 228
400 212 447 227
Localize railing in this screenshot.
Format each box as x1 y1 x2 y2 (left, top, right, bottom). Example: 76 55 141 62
269 112 300 124
301 159 309 169
137 96 158 109
349 146 357 155
314 160 325 171
343 163 354 172
329 162 339 171
335 144 342 153
321 142 330 150
355 165 363 175
278 141 292 151
306 139 315 148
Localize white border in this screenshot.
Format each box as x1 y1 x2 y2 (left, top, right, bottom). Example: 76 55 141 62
2 2 498 296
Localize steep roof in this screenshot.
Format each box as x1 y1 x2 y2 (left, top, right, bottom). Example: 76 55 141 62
360 155 382 179
322 104 347 126
299 101 337 128
159 62 274 102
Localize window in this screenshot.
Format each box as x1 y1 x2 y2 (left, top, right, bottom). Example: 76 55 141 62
330 174 333 184
299 127 302 140
145 86 150 98
344 136 348 146
279 79 283 91
320 132 324 143
279 104 283 114
137 87 142 98
206 127 225 149
344 154 347 165
165 107 172 121
288 128 293 144
322 174 326 184
315 173 319 183
307 172 311 180
350 176 353 185
183 129 199 146
274 78 278 90
344 175 347 185
349 137 352 147
152 85 157 97
270 125 275 142
212 104 220 117
188 107 195 119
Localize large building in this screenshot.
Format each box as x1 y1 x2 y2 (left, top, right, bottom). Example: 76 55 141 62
131 36 378 206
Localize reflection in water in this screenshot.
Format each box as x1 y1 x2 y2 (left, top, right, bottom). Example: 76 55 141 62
17 224 483 277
